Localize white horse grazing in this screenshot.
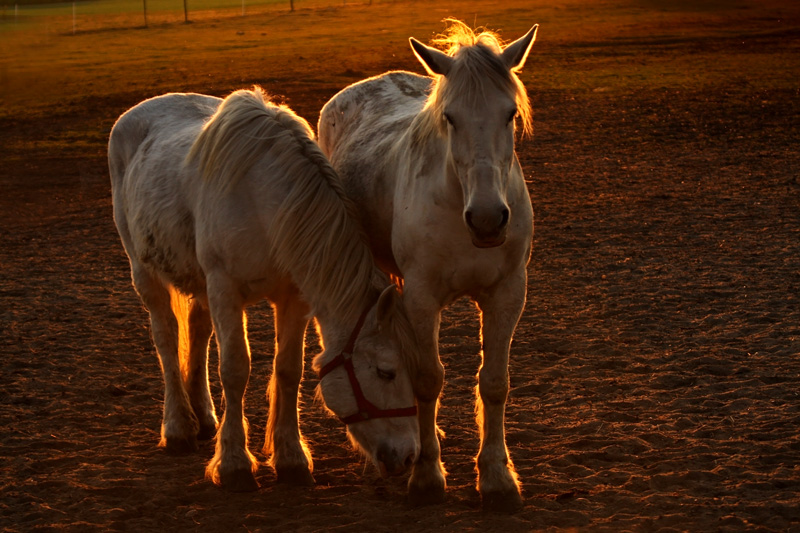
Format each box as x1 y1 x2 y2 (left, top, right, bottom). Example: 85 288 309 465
319 21 537 510
109 88 420 492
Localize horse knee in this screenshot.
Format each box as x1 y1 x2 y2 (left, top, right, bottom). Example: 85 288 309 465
274 365 303 390
414 362 444 403
478 369 509 405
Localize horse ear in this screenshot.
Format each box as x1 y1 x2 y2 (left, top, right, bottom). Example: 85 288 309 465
501 24 538 71
376 285 398 330
410 37 453 76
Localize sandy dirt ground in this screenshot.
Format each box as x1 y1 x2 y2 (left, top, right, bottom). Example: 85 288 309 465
2 1 800 531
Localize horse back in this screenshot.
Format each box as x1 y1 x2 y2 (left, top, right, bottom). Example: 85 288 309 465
319 71 430 157
109 94 221 192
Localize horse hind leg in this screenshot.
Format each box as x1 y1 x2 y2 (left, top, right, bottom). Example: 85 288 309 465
132 265 200 454
264 294 314 486
172 289 218 441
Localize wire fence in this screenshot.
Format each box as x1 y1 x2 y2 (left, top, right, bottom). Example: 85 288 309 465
1 0 378 34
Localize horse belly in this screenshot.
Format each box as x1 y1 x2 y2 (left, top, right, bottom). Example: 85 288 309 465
133 212 205 296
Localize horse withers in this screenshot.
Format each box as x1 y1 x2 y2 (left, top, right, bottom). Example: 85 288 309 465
108 88 419 491
319 20 537 510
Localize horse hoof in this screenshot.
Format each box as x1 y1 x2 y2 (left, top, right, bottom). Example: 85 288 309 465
276 465 315 486
164 436 198 455
407 481 446 507
197 424 217 441
481 489 523 513
220 468 259 492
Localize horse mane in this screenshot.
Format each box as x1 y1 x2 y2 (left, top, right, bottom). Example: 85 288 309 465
187 87 382 323
412 19 533 141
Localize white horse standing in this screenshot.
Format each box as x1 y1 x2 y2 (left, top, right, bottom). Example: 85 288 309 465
109 88 420 492
319 21 537 509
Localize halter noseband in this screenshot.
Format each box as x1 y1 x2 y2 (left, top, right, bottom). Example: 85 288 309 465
317 305 418 425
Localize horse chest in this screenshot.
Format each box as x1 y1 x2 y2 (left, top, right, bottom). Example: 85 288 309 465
395 216 512 295
446 253 508 294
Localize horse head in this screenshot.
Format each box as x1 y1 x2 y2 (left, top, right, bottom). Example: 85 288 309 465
315 285 420 477
410 21 537 248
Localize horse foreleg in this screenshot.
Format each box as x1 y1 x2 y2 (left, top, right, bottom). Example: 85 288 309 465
132 265 199 454
205 272 258 492
185 298 218 441
404 288 447 505
474 271 527 511
264 295 314 485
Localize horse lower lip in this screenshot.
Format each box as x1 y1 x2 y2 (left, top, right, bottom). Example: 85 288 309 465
471 236 505 248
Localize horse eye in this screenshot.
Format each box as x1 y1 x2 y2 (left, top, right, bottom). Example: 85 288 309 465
507 109 518 124
377 368 396 381
443 112 454 127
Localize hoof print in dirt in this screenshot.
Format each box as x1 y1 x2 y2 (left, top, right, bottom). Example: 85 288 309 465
481 490 523 513
163 436 199 455
407 484 446 507
275 466 315 486
220 469 259 493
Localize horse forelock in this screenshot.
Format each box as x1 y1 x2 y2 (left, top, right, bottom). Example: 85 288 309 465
430 18 503 56
417 20 533 139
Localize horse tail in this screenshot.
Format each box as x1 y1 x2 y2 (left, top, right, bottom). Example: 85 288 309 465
168 285 191 384
108 104 151 194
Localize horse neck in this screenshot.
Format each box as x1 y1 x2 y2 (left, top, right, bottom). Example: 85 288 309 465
313 283 379 359
266 125 385 328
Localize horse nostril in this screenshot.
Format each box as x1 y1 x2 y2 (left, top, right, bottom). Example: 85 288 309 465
377 447 389 465
465 210 475 230
404 453 415 470
500 207 510 228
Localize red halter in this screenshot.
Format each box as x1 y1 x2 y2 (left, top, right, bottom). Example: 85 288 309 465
317 306 418 425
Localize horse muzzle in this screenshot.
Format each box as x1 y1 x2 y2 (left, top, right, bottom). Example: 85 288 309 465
377 441 417 477
464 205 509 248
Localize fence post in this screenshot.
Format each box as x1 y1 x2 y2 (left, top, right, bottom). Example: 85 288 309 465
142 0 147 27
184 0 189 22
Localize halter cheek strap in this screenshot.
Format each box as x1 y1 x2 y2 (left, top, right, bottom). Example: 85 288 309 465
317 306 418 425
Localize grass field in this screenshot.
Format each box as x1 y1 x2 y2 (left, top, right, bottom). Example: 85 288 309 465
0 0 381 37
2 0 797 115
